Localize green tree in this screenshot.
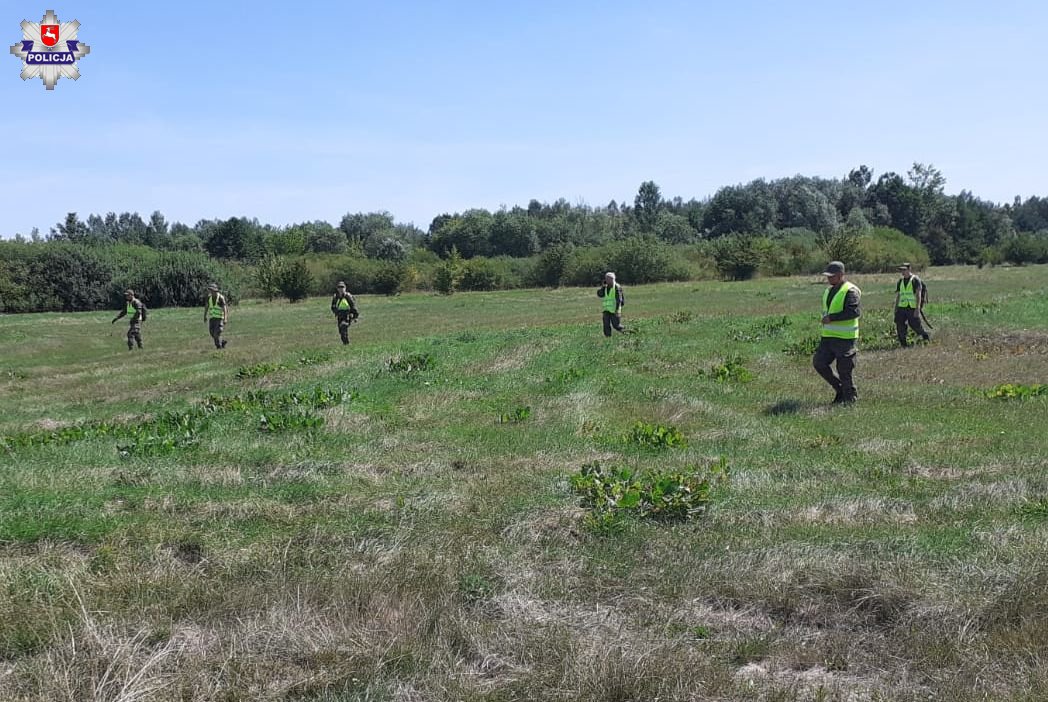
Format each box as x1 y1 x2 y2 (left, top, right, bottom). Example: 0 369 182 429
276 258 314 302
433 246 464 294
702 181 778 237
254 254 286 301
633 181 663 232
204 217 253 260
51 212 89 242
654 211 696 244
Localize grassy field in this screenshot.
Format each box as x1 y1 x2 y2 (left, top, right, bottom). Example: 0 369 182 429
1 265 1047 701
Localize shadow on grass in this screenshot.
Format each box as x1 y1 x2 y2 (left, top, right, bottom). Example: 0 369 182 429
763 399 806 416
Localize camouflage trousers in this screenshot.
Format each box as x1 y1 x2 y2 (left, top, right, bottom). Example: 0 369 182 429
127 321 142 349
336 312 352 345
208 318 226 349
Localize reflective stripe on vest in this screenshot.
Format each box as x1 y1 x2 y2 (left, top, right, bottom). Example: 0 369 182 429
337 297 350 311
602 285 619 313
898 278 917 308
821 281 859 339
207 295 224 319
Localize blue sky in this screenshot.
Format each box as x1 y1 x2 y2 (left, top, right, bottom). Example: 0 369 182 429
2 0 1046 236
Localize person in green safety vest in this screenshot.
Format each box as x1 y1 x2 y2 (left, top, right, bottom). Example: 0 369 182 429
813 261 861 404
329 281 359 345
597 271 627 337
204 283 229 349
893 263 930 347
111 288 147 351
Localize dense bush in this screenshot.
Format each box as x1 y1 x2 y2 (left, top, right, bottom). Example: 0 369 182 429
530 243 575 287
759 229 824 277
707 234 774 281
112 250 236 308
853 227 931 272
1000 233 1048 265
559 237 689 287
0 242 238 313
458 257 529 291
303 254 412 296
276 258 314 302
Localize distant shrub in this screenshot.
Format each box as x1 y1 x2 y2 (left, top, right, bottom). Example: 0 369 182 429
459 257 510 291
114 250 235 308
530 243 575 287
559 237 689 286
29 243 115 311
606 236 690 284
433 247 465 294
276 258 314 302
1000 234 1048 265
707 235 774 281
760 229 824 277
853 227 931 272
370 262 407 295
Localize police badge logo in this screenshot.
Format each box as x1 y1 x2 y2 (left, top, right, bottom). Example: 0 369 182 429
9 9 90 90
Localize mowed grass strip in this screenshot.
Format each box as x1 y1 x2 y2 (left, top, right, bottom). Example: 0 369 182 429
1 265 1047 701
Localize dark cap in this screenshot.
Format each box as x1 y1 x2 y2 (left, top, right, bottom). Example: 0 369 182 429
896 262 911 270
336 281 346 288
207 283 219 291
822 261 845 276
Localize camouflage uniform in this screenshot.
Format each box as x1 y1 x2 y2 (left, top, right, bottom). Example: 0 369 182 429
112 295 146 350
205 289 228 349
894 269 930 347
330 287 359 344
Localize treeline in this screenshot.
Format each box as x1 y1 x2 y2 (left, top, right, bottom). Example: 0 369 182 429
4 163 1048 312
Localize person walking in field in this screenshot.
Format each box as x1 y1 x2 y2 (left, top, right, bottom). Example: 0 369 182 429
204 283 229 349
111 288 147 351
597 272 626 337
813 261 861 404
894 263 930 347
330 281 359 345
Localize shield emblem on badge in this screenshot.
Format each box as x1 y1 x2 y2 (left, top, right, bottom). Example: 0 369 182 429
40 24 60 47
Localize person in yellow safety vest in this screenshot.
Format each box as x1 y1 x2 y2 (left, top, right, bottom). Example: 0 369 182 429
894 263 930 347
597 271 627 337
111 288 147 351
204 283 229 349
330 281 359 345
813 261 861 404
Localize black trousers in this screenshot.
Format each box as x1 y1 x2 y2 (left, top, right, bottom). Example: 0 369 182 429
813 337 856 395
894 307 929 346
602 311 624 337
